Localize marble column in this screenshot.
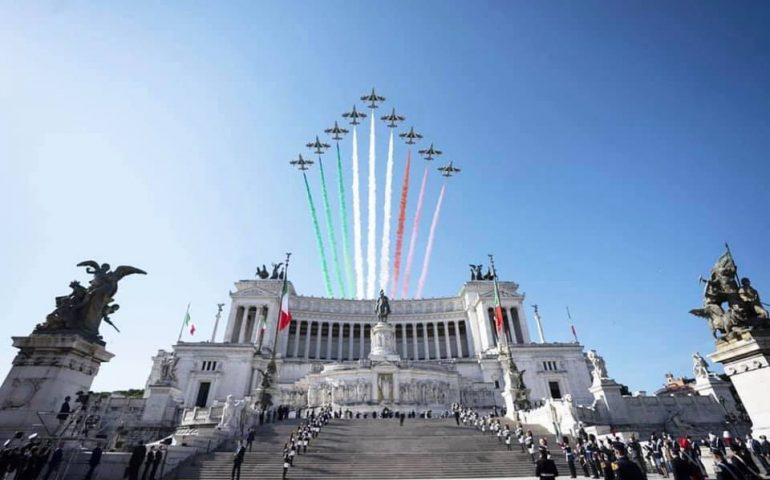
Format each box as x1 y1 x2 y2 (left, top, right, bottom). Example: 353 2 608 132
423 324 430 360
325 323 333 360
238 306 250 343
454 321 463 358
315 323 323 360
304 322 312 359
401 325 408 359
444 322 452 359
337 323 344 362
359 324 365 359
412 324 419 361
433 323 441 359
348 325 355 360
293 321 301 358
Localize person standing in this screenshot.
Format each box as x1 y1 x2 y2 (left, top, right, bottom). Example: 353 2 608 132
83 444 102 480
400 413 405 426
536 450 560 480
57 397 71 426
231 442 246 480
128 443 147 480
611 443 645 480
561 437 577 478
670 450 696 480
141 447 156 480
149 447 163 480
282 456 290 480
246 429 256 452
43 445 64 480
712 449 742 480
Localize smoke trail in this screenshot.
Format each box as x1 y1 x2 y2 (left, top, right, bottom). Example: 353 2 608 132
302 171 333 297
351 127 364 299
317 156 346 298
366 113 377 298
336 143 353 297
415 182 447 298
401 165 429 299
379 130 395 294
390 149 411 297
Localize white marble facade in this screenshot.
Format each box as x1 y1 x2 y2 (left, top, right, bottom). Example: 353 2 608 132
145 279 594 411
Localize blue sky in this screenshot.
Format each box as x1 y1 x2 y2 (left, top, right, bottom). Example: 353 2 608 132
1 1 769 394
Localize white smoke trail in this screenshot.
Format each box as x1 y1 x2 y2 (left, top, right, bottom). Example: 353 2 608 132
379 129 394 294
401 165 429 299
351 127 364 299
366 113 377 298
415 182 447 298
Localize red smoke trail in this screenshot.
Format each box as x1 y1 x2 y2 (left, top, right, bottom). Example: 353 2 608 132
401 164 429 299
415 182 447 298
390 149 411 297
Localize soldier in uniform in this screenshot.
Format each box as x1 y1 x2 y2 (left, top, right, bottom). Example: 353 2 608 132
535 450 560 480
712 449 742 480
611 443 645 480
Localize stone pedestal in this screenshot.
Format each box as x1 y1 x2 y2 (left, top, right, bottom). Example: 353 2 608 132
693 375 739 417
0 334 113 432
141 384 182 426
710 332 770 437
368 322 400 362
589 377 628 424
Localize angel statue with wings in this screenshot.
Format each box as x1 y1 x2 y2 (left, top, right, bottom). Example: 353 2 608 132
37 260 146 341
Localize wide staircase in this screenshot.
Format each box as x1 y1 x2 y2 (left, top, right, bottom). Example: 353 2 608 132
174 418 568 479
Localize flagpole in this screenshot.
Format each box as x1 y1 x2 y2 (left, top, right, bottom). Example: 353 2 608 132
177 303 190 343
488 254 508 350
566 306 579 343
271 252 292 356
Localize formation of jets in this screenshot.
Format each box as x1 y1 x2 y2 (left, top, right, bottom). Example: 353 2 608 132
381 107 405 128
307 136 331 155
438 161 461 177
293 89 461 180
290 154 314 171
342 105 367 125
324 121 349 141
418 143 442 160
399 126 423 145
361 88 385 109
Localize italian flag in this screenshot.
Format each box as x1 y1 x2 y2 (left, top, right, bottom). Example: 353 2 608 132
492 274 504 334
184 305 196 335
278 281 292 331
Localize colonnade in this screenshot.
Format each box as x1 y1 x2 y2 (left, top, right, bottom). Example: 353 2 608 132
487 307 525 345
283 320 471 361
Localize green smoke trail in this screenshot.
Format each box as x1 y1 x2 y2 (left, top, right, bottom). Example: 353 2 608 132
303 171 333 297
336 143 353 297
317 156 347 298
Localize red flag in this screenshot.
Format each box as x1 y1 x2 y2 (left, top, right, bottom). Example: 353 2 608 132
190 324 196 335
278 281 292 331
492 270 504 334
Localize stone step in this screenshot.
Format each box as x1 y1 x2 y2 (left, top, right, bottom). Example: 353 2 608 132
176 419 567 479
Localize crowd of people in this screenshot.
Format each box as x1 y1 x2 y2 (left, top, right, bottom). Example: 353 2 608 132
454 403 770 480
230 406 334 480
0 439 64 480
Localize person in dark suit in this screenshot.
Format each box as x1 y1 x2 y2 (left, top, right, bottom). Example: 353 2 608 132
670 450 696 480
141 446 156 480
536 450 560 480
149 447 163 480
128 443 147 480
611 443 645 480
712 449 742 480
83 444 102 480
232 442 246 480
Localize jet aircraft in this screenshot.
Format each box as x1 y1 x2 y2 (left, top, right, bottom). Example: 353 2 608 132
438 161 461 177
306 136 331 155
418 143 442 160
290 154 314 171
398 126 423 144
324 121 349 141
381 107 405 128
361 88 385 108
342 105 367 125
